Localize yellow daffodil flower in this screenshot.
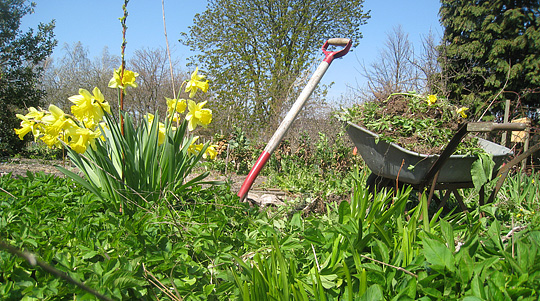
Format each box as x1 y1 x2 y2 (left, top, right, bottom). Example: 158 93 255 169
456 107 469 118
25 107 45 120
187 137 217 159
42 105 70 137
69 87 111 129
108 67 139 89
185 67 209 98
166 97 187 115
40 132 62 148
14 107 45 140
64 125 100 154
186 100 212 131
188 136 203 155
204 144 218 160
426 94 437 106
14 118 34 140
40 117 77 148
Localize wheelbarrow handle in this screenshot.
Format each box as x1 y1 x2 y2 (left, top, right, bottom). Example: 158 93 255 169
467 122 527 132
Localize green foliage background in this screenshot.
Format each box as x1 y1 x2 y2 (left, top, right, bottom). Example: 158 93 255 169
439 0 540 115
181 0 370 135
0 0 56 156
1 169 539 299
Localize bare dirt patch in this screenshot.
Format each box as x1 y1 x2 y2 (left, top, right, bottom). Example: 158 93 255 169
0 158 77 178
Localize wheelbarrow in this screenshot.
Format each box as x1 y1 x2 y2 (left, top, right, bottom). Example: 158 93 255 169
345 121 528 211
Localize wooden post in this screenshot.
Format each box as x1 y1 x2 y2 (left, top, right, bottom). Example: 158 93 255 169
522 124 530 171
501 99 511 147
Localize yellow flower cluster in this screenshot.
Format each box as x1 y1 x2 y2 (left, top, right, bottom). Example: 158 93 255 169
14 67 218 159
516 207 535 220
157 69 216 159
424 94 469 119
164 68 212 131
108 68 139 89
14 87 108 154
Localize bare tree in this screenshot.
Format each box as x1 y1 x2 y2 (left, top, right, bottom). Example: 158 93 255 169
40 44 194 125
125 47 188 122
91 46 122 108
415 30 446 97
358 25 420 101
41 42 120 112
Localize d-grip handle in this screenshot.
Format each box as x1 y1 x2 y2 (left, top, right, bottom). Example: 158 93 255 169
322 38 352 62
326 38 351 46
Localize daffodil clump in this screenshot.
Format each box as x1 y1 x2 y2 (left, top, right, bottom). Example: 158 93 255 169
15 67 216 159
342 92 480 155
14 67 219 213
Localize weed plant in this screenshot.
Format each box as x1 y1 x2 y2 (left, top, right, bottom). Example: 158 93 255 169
263 131 359 198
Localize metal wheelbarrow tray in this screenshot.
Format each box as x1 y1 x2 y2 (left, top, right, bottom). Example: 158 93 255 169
345 121 520 186
346 121 529 209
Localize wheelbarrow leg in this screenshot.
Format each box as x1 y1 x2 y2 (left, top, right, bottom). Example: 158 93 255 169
436 189 452 212
453 189 468 212
425 170 441 209
421 124 469 187
487 141 540 203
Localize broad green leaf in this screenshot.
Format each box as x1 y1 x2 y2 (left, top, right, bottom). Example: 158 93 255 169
359 284 383 301
462 296 483 301
422 237 455 273
318 274 338 289
470 153 494 192
471 274 486 299
487 220 503 250
440 220 455 253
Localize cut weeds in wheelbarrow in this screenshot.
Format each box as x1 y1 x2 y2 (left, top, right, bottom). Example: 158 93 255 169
346 121 527 211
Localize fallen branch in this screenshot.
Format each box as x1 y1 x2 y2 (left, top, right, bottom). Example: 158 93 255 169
0 186 17 199
0 240 113 301
359 253 418 278
143 263 182 301
501 225 527 243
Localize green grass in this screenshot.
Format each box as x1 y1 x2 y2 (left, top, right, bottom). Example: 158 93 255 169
0 167 539 300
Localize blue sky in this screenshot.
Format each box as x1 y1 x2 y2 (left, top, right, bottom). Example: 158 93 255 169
21 0 443 100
